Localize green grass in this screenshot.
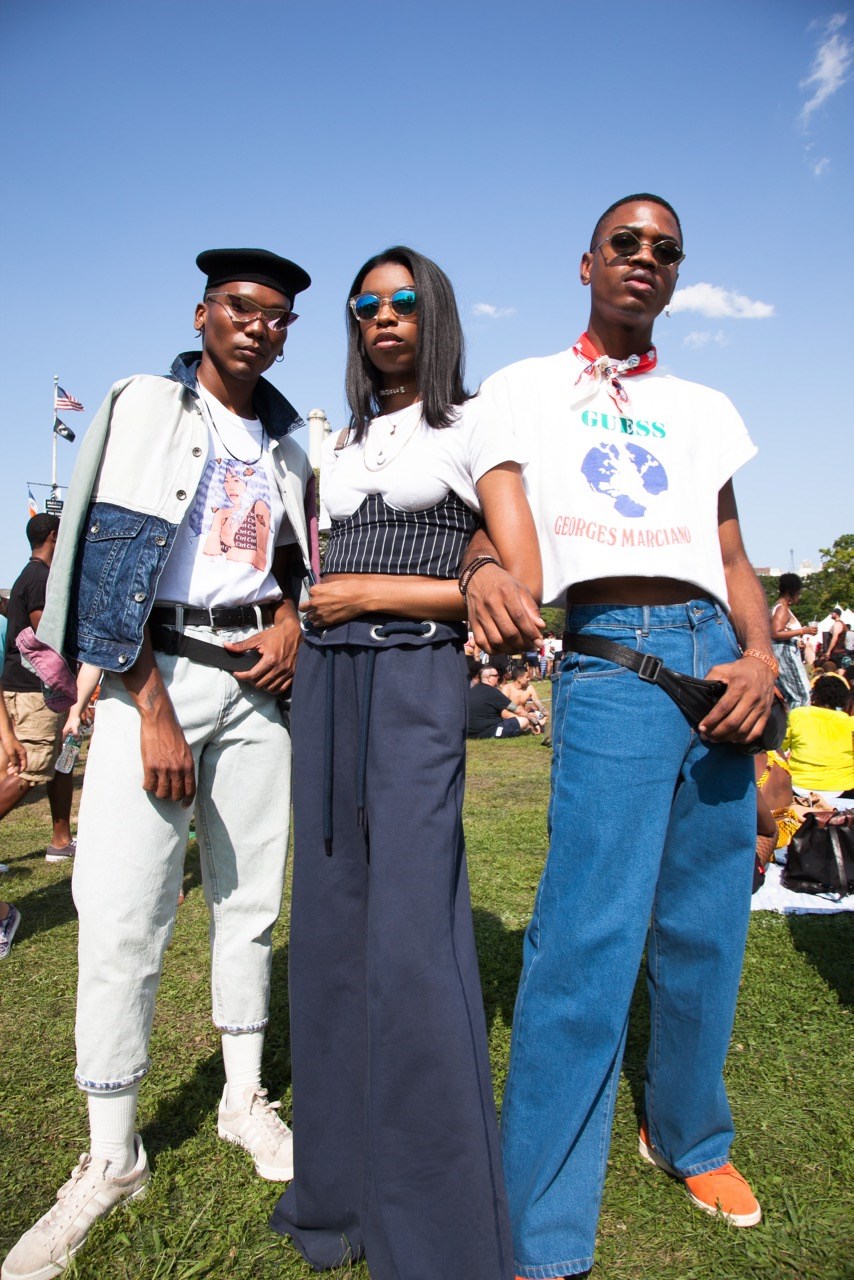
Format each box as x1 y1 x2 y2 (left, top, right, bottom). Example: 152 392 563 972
1 709 852 1279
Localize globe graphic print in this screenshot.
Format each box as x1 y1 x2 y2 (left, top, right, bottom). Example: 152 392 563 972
580 442 668 517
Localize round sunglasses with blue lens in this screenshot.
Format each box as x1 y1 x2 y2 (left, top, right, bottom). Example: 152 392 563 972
349 287 418 322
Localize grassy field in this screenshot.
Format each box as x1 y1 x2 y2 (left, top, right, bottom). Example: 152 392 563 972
1 713 852 1280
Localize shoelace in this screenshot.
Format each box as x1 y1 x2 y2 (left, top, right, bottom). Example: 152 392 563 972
247 1089 288 1140
689 1163 747 1186
47 1154 108 1228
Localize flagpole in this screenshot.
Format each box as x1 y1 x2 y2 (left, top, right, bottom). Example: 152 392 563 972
52 374 59 500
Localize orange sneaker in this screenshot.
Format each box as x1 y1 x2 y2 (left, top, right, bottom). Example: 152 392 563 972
638 1123 761 1227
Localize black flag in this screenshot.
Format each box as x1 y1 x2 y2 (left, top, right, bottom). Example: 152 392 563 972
53 416 76 443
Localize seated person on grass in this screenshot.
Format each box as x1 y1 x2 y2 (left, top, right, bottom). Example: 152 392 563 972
467 666 532 739
500 663 549 733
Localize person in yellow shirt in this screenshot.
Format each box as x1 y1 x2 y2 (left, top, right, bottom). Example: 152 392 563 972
783 675 854 797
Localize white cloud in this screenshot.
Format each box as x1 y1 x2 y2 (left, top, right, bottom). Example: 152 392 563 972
472 302 516 319
669 283 775 320
813 155 831 176
683 330 730 350
799 13 853 125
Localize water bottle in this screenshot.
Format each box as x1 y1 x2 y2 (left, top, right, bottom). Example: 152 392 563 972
55 733 81 774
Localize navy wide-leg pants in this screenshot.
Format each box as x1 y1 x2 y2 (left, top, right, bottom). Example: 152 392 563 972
271 619 512 1280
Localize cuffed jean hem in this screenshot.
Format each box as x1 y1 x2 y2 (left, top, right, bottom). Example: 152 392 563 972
216 1018 268 1033
515 1257 593 1278
75 1064 149 1093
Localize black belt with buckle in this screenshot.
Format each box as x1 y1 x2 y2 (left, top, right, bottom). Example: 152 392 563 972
150 603 275 630
148 602 275 673
149 624 261 674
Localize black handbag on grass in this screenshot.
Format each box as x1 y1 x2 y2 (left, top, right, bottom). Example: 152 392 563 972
563 633 787 756
781 811 854 897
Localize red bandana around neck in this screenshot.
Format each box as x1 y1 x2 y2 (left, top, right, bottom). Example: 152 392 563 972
572 331 657 410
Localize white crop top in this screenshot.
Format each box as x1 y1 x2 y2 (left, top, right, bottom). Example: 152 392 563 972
478 347 757 607
321 396 526 521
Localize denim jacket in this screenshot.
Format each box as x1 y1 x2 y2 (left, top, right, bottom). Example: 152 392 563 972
28 353 319 707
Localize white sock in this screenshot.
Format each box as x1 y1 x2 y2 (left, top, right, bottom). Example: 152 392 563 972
88 1086 139 1176
222 1031 264 1110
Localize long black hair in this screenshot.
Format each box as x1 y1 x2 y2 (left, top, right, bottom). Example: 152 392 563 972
344 245 471 441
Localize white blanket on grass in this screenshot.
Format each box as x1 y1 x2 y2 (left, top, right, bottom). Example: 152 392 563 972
751 862 854 915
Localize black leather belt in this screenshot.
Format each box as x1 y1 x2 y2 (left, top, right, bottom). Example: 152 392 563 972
149 623 261 673
151 602 275 631
563 631 786 755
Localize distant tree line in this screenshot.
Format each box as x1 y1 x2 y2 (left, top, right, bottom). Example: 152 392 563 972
758 534 853 621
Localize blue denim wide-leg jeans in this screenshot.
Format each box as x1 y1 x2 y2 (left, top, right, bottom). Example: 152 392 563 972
501 601 756 1279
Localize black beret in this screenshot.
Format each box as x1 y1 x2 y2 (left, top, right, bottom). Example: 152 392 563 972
196 248 311 303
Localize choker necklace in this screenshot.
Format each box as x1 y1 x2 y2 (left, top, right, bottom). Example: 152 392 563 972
378 385 411 397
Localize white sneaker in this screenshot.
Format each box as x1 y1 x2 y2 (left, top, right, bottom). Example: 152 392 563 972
0 907 21 961
1 1136 149 1280
217 1085 294 1181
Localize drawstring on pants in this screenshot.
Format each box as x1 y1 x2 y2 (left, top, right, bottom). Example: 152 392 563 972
356 648 377 831
321 620 438 856
323 649 335 854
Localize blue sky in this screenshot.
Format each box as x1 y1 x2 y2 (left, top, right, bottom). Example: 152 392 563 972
1 0 851 588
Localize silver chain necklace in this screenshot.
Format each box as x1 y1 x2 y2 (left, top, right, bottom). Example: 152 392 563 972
197 389 266 465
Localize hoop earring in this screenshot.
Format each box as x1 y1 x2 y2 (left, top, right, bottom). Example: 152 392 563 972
275 351 285 362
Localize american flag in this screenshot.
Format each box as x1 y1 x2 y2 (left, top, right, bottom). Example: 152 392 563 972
55 385 84 412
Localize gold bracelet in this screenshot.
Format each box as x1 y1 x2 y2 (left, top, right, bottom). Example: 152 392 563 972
743 647 779 677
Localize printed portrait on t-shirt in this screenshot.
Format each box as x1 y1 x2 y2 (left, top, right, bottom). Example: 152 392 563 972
188 458 273 573
580 441 668 518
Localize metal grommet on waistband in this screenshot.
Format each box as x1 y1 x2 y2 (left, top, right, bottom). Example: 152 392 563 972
370 619 438 642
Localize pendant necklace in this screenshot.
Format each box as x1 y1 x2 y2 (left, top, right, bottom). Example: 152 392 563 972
198 389 266 465
364 403 421 472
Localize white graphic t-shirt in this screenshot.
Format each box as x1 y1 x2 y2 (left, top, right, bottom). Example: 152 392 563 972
156 382 293 608
479 347 757 607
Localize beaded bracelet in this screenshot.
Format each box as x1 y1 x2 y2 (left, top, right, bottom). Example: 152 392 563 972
743 648 779 678
459 555 500 599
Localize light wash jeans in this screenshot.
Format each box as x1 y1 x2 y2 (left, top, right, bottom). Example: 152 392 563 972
72 626 291 1092
501 601 756 1278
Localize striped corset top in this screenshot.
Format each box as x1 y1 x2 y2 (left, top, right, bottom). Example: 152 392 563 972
323 491 479 578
